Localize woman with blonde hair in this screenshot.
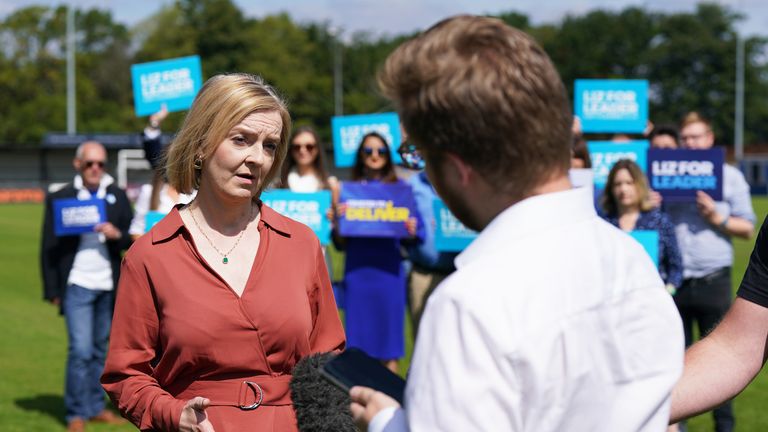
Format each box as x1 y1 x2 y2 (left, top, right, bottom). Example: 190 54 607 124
102 73 345 432
601 159 683 293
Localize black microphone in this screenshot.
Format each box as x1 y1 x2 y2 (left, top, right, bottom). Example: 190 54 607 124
290 352 356 432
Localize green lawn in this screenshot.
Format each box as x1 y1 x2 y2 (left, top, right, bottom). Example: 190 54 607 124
1 201 766 431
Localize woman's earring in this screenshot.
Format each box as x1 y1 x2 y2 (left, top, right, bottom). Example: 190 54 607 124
193 157 203 170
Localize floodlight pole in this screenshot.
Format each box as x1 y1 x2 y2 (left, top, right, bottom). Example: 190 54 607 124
734 32 745 162
332 27 343 116
66 5 76 134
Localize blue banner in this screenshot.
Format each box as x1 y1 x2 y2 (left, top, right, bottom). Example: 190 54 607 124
331 113 402 167
131 55 203 116
629 230 659 267
145 211 166 233
587 140 649 190
575 79 649 133
53 198 106 236
261 190 332 245
338 182 415 238
433 198 478 251
647 148 724 201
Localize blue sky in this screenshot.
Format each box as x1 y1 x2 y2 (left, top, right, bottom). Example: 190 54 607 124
1 0 767 37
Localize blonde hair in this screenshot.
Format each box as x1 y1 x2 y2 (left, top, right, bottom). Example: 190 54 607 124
378 15 572 199
165 73 291 195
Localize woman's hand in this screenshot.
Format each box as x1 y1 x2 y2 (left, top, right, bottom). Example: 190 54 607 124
405 217 418 237
179 397 215 432
335 203 347 218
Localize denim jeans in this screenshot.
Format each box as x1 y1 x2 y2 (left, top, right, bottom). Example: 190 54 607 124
63 284 114 421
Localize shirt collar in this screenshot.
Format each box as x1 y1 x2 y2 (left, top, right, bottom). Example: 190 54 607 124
151 200 292 244
455 187 596 268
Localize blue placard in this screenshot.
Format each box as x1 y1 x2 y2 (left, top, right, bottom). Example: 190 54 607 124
131 55 203 116
575 79 649 133
331 113 402 167
433 198 478 251
261 190 332 245
588 140 649 191
53 198 106 236
647 148 724 201
145 211 166 233
338 182 415 238
629 230 659 267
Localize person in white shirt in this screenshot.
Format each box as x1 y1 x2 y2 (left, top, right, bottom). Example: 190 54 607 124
349 15 684 432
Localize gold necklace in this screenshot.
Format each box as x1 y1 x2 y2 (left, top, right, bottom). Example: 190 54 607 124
188 202 253 264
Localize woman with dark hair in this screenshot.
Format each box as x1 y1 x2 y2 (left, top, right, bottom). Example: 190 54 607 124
333 132 421 373
279 126 338 194
601 159 683 294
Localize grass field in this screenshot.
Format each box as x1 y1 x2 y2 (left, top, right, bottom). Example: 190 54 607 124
1 201 766 431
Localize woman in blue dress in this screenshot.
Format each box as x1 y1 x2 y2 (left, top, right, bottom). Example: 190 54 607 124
601 159 683 293
333 132 422 373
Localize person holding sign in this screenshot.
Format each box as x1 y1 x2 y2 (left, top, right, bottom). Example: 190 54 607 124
279 125 339 195
664 112 755 432
332 132 421 374
101 73 345 432
129 105 195 239
40 141 133 431
601 159 683 293
349 15 683 432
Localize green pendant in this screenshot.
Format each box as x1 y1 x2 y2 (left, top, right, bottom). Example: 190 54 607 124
222 256 229 264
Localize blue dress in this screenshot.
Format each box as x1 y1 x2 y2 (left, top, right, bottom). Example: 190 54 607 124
342 180 423 360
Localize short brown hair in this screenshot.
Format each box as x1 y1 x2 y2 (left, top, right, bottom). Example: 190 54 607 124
680 112 711 131
601 159 652 215
165 73 291 195
378 15 572 197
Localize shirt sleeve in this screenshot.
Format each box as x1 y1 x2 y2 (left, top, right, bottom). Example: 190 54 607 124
737 215 768 307
403 293 522 431
308 243 346 353
101 255 186 431
726 167 756 223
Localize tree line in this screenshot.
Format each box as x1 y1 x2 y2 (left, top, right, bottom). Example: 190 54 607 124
0 1 766 148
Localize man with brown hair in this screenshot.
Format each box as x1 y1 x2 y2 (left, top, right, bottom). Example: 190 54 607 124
349 15 683 431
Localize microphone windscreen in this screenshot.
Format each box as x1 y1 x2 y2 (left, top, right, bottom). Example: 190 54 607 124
290 352 356 432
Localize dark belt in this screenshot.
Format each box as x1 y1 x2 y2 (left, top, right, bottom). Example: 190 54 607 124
174 375 292 410
683 267 730 285
411 263 454 276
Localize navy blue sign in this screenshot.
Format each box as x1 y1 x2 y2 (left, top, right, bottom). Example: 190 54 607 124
647 148 724 201
53 198 106 236
338 182 415 238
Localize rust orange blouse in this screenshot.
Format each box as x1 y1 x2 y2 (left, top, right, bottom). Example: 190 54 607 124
101 203 345 431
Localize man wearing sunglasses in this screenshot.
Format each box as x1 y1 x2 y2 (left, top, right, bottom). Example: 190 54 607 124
40 140 132 432
349 15 683 431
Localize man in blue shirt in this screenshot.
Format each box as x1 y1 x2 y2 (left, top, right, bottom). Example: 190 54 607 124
665 112 755 432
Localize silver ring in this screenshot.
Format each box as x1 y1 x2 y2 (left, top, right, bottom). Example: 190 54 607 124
239 381 264 410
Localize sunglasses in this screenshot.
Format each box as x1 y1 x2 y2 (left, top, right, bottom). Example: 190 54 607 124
83 160 105 169
291 143 317 152
398 143 425 170
362 147 389 157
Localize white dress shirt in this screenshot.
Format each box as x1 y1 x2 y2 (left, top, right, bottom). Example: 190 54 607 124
370 187 684 432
